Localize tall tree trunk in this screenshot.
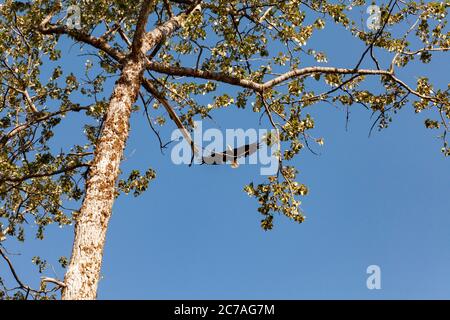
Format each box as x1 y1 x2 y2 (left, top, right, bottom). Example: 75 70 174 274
61 57 145 300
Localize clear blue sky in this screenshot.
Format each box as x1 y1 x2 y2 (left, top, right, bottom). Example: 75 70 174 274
3 2 450 299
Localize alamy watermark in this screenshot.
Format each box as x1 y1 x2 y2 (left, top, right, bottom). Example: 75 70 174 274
366 265 382 290
366 5 382 31
65 5 82 30
170 121 280 175
63 2 383 32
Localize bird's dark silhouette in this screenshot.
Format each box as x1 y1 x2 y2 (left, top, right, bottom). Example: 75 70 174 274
201 142 260 168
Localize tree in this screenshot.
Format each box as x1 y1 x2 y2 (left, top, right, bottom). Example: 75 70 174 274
0 0 448 299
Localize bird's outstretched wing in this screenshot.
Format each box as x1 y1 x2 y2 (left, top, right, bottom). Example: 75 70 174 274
202 142 260 167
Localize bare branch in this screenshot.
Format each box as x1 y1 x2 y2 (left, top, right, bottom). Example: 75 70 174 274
141 78 198 156
0 105 90 148
0 246 35 295
388 74 440 102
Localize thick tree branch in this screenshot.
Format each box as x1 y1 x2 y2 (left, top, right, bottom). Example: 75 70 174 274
141 0 202 54
37 3 432 105
146 61 262 90
131 1 157 57
146 61 440 103
0 163 90 184
261 68 392 90
145 62 394 91
38 25 126 62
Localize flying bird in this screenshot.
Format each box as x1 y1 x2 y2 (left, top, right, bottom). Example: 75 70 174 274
201 142 260 168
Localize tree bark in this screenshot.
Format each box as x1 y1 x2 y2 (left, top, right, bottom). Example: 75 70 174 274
58 1 200 300
61 57 145 300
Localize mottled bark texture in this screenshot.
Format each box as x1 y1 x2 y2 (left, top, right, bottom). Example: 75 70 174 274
59 2 201 300
61 57 145 300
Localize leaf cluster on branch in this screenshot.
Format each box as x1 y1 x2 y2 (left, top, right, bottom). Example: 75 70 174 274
0 0 448 298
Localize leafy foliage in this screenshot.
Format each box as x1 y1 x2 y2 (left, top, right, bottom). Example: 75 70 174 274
0 0 448 298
